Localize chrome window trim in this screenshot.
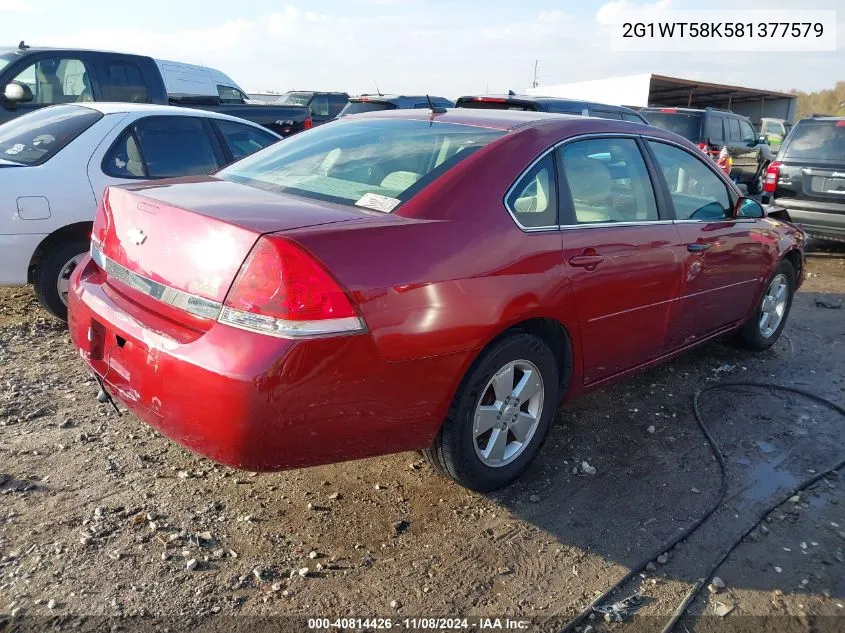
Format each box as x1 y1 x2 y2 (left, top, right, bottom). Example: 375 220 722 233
559 220 676 230
89 243 223 320
504 132 670 233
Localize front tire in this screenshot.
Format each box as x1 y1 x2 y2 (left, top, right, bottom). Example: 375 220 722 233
33 239 89 321
424 332 561 492
735 259 795 351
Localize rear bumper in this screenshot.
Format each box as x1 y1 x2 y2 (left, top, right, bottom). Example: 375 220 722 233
68 256 467 471
775 198 845 241
0 233 46 285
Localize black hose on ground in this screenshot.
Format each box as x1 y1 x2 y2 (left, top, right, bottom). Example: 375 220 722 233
559 381 845 633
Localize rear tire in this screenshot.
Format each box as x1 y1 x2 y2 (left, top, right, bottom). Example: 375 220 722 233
748 162 769 196
33 239 89 322
734 259 795 351
423 332 560 492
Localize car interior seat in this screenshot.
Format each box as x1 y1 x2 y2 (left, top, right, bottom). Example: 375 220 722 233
125 134 146 178
564 150 614 222
512 166 551 214
34 61 64 104
380 171 422 193
77 71 94 102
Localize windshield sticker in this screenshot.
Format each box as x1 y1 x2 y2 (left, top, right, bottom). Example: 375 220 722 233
355 192 401 213
32 134 55 146
5 143 25 155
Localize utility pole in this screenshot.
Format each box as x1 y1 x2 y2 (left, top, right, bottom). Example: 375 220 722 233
532 60 539 89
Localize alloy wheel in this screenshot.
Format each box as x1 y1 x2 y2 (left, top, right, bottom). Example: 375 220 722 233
473 359 545 468
759 273 789 339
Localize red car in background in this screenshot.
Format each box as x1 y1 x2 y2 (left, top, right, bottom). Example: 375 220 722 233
68 109 805 491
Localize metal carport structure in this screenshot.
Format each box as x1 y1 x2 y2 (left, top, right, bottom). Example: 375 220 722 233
525 73 797 124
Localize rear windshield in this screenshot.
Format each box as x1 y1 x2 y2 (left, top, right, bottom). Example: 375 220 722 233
275 92 311 106
0 105 102 166
339 101 398 116
456 99 538 111
642 111 703 141
218 118 504 211
782 120 845 162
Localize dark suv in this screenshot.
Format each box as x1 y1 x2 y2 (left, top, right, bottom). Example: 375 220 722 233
641 107 772 193
640 108 772 194
455 94 648 123
337 94 454 117
764 116 845 243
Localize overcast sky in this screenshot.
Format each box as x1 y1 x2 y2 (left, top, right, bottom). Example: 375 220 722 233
1 0 841 97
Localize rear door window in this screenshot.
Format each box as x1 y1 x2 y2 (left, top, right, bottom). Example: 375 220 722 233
648 141 732 220
558 137 658 225
727 118 742 142
706 116 724 144
102 60 149 103
782 120 845 162
132 116 221 178
0 104 102 165
328 94 348 117
309 95 330 117
213 119 279 161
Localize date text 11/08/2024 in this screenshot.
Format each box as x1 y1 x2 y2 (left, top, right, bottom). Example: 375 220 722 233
307 618 532 630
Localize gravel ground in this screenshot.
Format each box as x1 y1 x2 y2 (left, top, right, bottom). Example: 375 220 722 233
0 242 843 633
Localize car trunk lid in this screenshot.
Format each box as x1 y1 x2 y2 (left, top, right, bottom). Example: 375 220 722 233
91 177 368 328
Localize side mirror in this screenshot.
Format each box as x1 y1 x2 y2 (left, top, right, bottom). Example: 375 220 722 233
735 196 765 219
757 135 769 145
3 81 33 104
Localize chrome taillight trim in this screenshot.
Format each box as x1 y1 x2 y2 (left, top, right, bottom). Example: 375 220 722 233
89 243 223 320
218 307 365 339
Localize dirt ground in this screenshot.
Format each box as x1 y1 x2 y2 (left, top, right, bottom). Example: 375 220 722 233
1 243 844 633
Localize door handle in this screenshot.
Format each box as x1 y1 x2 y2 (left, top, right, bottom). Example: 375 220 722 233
687 243 711 253
568 254 605 268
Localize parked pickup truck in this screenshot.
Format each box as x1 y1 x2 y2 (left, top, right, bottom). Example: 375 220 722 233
0 44 314 136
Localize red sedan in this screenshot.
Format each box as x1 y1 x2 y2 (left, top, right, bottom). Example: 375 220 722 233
68 109 805 491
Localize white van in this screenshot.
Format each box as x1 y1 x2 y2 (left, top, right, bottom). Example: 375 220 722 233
154 59 250 104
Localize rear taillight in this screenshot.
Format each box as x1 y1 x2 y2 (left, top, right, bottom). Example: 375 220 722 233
660 108 678 113
303 116 313 130
219 236 364 338
763 161 781 194
696 142 709 152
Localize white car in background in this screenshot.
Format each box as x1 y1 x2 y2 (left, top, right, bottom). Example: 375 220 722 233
0 102 280 319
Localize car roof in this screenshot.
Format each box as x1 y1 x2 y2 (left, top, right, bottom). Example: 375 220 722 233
642 107 747 118
341 107 650 131
66 103 279 133
2 46 150 59
799 115 845 121
457 94 638 111
352 94 450 101
283 90 349 95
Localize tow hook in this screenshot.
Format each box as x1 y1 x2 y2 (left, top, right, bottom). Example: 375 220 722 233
95 376 121 416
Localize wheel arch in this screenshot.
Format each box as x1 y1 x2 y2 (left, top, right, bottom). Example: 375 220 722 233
782 247 803 283
27 222 93 283
447 316 576 415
